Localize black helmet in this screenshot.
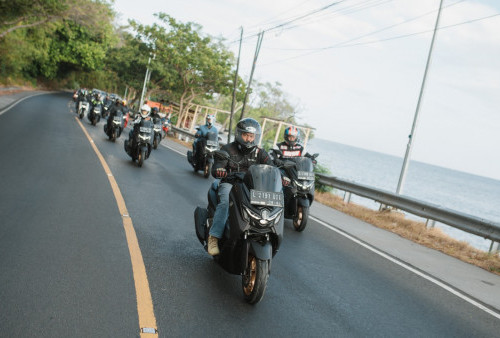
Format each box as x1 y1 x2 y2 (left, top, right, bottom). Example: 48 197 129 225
235 118 261 152
152 107 159 114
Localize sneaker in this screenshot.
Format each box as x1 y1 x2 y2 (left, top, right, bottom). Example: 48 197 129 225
207 235 220 256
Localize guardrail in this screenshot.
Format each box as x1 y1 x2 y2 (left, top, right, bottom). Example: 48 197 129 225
316 174 500 253
169 126 500 253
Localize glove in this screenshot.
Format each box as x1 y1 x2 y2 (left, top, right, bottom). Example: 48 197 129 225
274 158 284 167
282 176 291 186
215 168 227 178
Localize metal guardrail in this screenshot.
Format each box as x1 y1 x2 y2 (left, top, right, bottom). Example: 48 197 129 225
316 174 500 248
170 126 500 251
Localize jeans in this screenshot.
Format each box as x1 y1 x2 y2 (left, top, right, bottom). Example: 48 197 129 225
209 182 232 239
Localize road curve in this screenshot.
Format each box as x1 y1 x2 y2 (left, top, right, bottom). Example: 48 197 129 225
0 93 499 337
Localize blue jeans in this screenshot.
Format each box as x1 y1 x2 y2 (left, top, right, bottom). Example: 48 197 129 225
209 182 232 239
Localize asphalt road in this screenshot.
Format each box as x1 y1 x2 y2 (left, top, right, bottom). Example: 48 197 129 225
0 93 499 337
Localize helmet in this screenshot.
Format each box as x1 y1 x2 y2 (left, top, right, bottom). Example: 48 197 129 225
122 100 127 106
152 107 159 115
206 114 215 126
140 104 151 118
284 126 300 146
235 118 261 152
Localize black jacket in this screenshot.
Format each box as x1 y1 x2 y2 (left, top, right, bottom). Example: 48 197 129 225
276 141 304 158
212 142 272 178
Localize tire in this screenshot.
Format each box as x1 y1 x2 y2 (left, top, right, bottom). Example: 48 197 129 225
153 135 159 149
111 129 117 142
204 161 212 178
91 117 97 126
79 110 84 119
138 149 145 167
293 205 309 232
242 255 269 304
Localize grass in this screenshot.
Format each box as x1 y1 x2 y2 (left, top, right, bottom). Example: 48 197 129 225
315 192 500 276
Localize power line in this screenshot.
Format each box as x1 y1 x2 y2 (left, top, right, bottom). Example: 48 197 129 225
259 11 500 67
266 0 466 51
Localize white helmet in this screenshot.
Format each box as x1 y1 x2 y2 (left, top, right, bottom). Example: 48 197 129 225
140 104 151 118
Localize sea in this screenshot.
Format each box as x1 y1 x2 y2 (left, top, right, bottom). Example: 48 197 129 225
305 138 500 252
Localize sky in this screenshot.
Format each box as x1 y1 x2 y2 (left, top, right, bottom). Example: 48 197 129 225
112 0 500 180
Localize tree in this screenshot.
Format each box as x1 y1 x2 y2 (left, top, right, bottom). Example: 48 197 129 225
0 0 114 39
130 13 235 127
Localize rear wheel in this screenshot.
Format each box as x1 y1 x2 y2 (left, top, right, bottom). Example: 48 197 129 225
242 255 269 304
293 205 309 232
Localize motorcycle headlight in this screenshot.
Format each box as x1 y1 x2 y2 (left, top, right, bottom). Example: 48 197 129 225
139 135 151 141
243 206 282 227
294 180 314 191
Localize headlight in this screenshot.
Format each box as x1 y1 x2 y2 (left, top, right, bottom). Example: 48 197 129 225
243 206 282 227
139 135 151 141
294 180 314 190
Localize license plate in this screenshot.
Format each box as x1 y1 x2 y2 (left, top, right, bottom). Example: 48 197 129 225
250 190 284 207
206 140 218 146
140 127 152 133
297 171 315 180
113 116 122 122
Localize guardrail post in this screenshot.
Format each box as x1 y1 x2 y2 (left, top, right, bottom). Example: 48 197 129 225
343 191 351 203
489 241 499 254
426 219 436 229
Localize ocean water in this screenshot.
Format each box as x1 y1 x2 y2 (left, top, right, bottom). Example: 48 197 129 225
305 138 500 251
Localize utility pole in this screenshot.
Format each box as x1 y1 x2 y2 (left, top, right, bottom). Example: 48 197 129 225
396 0 443 195
239 30 264 121
228 27 243 144
139 50 156 109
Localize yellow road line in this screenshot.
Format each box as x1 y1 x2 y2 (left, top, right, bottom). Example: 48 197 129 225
75 117 158 337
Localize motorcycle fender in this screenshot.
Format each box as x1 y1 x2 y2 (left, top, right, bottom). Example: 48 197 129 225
298 197 310 208
207 157 215 164
249 240 272 261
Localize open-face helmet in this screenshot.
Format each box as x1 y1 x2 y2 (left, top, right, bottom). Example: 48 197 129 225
206 114 215 126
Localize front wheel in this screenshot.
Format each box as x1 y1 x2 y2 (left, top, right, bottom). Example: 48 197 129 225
79 110 84 119
153 134 159 149
293 205 309 232
204 161 212 178
111 129 117 142
242 255 269 304
138 149 145 167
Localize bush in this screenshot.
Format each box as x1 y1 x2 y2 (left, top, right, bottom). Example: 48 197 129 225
314 163 333 193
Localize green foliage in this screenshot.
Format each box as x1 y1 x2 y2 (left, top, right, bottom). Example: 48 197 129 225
314 163 333 193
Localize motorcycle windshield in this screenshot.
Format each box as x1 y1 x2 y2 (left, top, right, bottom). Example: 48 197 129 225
206 132 218 146
294 157 314 173
245 165 282 193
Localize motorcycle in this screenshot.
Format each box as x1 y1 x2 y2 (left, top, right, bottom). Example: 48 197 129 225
187 130 219 178
194 150 285 304
278 152 319 232
152 117 163 150
101 100 112 119
77 99 90 120
104 110 125 142
124 119 153 167
87 102 102 126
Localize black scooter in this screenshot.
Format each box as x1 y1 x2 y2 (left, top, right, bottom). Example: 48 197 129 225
194 150 285 304
104 110 125 142
87 102 102 126
187 130 219 178
124 119 153 167
152 117 163 150
280 153 318 231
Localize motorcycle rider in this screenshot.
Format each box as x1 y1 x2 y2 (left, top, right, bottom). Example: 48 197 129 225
207 118 273 256
126 104 152 149
75 88 89 112
275 126 304 159
192 114 218 165
105 98 126 134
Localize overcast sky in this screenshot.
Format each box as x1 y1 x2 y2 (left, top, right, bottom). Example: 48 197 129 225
113 0 500 180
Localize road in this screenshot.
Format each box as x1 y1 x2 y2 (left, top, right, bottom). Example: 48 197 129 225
0 92 499 337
